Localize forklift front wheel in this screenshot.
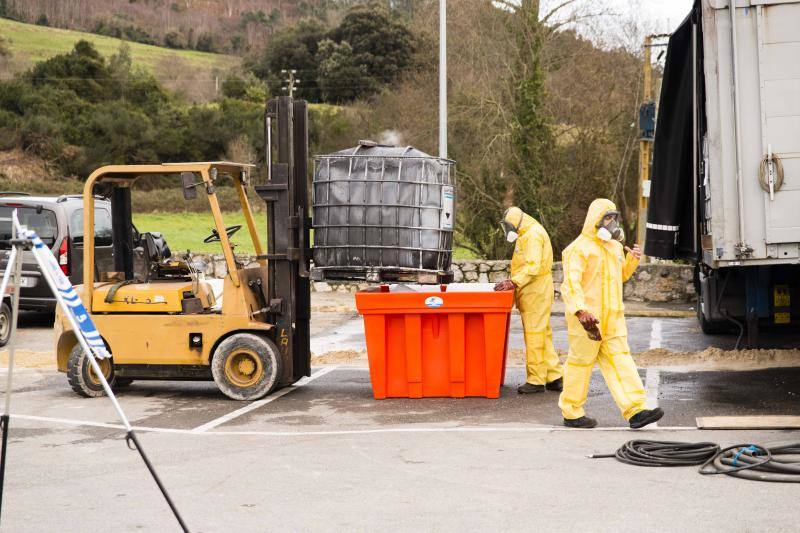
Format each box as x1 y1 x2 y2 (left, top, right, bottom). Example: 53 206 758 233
212 333 282 401
67 344 116 398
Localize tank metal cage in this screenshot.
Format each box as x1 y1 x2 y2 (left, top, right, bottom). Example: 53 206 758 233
312 144 455 283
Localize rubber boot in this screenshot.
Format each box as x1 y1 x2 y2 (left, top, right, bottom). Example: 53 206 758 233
628 407 665 429
517 382 545 394
563 416 598 429
545 377 563 392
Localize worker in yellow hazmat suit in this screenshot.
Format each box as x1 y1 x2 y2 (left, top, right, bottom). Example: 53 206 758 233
494 207 563 393
559 198 664 429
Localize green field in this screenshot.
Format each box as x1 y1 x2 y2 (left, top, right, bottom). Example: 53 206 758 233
133 212 264 254
133 212 477 258
0 17 238 77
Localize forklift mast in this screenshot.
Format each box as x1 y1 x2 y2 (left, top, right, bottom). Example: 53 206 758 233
255 96 312 384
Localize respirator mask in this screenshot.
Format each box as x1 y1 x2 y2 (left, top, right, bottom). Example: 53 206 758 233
597 210 623 242
500 220 520 243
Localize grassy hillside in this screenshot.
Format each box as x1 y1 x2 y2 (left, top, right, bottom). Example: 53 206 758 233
0 17 239 100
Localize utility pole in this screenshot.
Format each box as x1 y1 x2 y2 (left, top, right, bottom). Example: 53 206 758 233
637 34 670 256
281 69 300 98
439 0 447 159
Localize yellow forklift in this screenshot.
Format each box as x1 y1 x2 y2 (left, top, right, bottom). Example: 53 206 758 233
54 97 312 400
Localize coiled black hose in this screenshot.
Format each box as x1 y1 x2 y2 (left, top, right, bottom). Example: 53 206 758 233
699 443 800 483
591 440 800 483
589 440 720 467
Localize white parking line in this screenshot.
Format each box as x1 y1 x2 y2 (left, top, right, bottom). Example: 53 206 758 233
649 319 663 350
11 414 698 435
645 368 661 428
190 365 339 433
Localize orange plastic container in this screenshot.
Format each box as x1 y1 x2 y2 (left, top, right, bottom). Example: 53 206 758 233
355 285 514 399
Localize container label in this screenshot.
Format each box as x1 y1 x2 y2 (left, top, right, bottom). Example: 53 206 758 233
425 296 444 309
440 186 455 230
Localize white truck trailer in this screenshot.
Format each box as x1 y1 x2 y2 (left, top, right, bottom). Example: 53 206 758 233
645 0 800 345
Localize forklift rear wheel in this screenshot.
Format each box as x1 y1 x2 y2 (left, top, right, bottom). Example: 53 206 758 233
0 302 11 347
67 344 116 398
212 333 282 401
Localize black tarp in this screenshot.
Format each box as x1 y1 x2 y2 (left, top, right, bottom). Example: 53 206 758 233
644 4 704 260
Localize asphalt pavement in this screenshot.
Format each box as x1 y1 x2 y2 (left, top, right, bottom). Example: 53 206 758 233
310 312 800 357
2 295 799 532
2 365 799 532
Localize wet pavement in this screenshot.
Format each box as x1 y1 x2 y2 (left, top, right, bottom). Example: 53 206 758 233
2 364 800 532
311 313 800 356
3 298 800 531
6 365 800 432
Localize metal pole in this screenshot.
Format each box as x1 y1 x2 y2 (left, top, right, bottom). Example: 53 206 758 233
439 0 447 159
0 239 20 523
266 116 272 182
728 0 748 255
692 21 699 256
637 36 653 255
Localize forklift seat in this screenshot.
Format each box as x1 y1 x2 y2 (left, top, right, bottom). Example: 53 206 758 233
142 232 172 262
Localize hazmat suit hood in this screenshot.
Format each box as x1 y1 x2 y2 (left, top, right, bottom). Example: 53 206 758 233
581 198 618 240
503 206 537 237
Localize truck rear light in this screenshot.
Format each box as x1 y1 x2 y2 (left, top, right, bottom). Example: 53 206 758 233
58 239 69 275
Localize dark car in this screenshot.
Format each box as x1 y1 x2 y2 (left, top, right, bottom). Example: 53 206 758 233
0 193 114 323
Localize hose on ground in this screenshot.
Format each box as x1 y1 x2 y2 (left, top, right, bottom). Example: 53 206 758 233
589 440 720 467
699 443 800 483
758 153 784 193
591 440 800 483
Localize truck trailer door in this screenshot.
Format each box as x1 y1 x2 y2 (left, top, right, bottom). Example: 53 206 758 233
758 2 800 245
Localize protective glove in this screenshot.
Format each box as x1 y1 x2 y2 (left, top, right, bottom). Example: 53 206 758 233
493 279 515 292
576 310 602 341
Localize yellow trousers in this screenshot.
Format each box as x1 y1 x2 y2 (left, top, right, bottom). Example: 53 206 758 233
558 335 646 420
517 276 563 386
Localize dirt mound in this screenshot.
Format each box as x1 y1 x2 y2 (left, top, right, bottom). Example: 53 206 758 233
0 350 55 369
312 350 367 365
633 347 800 370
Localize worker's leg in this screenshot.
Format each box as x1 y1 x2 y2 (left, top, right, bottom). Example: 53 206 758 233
558 334 600 419
596 336 647 420
518 287 562 386
543 322 562 383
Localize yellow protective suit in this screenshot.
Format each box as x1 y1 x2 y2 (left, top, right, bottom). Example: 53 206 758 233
504 207 563 386
558 199 646 420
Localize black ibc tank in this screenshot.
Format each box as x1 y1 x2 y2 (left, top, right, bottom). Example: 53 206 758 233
312 141 455 283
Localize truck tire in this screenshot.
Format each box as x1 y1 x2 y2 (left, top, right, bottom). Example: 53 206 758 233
0 302 11 347
212 333 282 401
696 300 727 334
67 344 116 398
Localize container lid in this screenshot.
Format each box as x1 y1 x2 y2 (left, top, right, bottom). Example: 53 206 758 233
355 285 514 315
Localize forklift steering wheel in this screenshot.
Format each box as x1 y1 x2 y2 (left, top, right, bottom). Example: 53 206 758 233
203 225 242 243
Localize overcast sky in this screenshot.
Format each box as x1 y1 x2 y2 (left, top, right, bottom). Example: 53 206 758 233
606 0 694 33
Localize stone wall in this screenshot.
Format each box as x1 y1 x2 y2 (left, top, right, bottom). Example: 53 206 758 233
187 254 696 303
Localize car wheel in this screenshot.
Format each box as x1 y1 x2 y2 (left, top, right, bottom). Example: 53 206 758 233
66 344 116 398
211 333 282 401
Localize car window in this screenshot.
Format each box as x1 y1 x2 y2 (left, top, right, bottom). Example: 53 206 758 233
0 206 58 249
69 208 113 247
